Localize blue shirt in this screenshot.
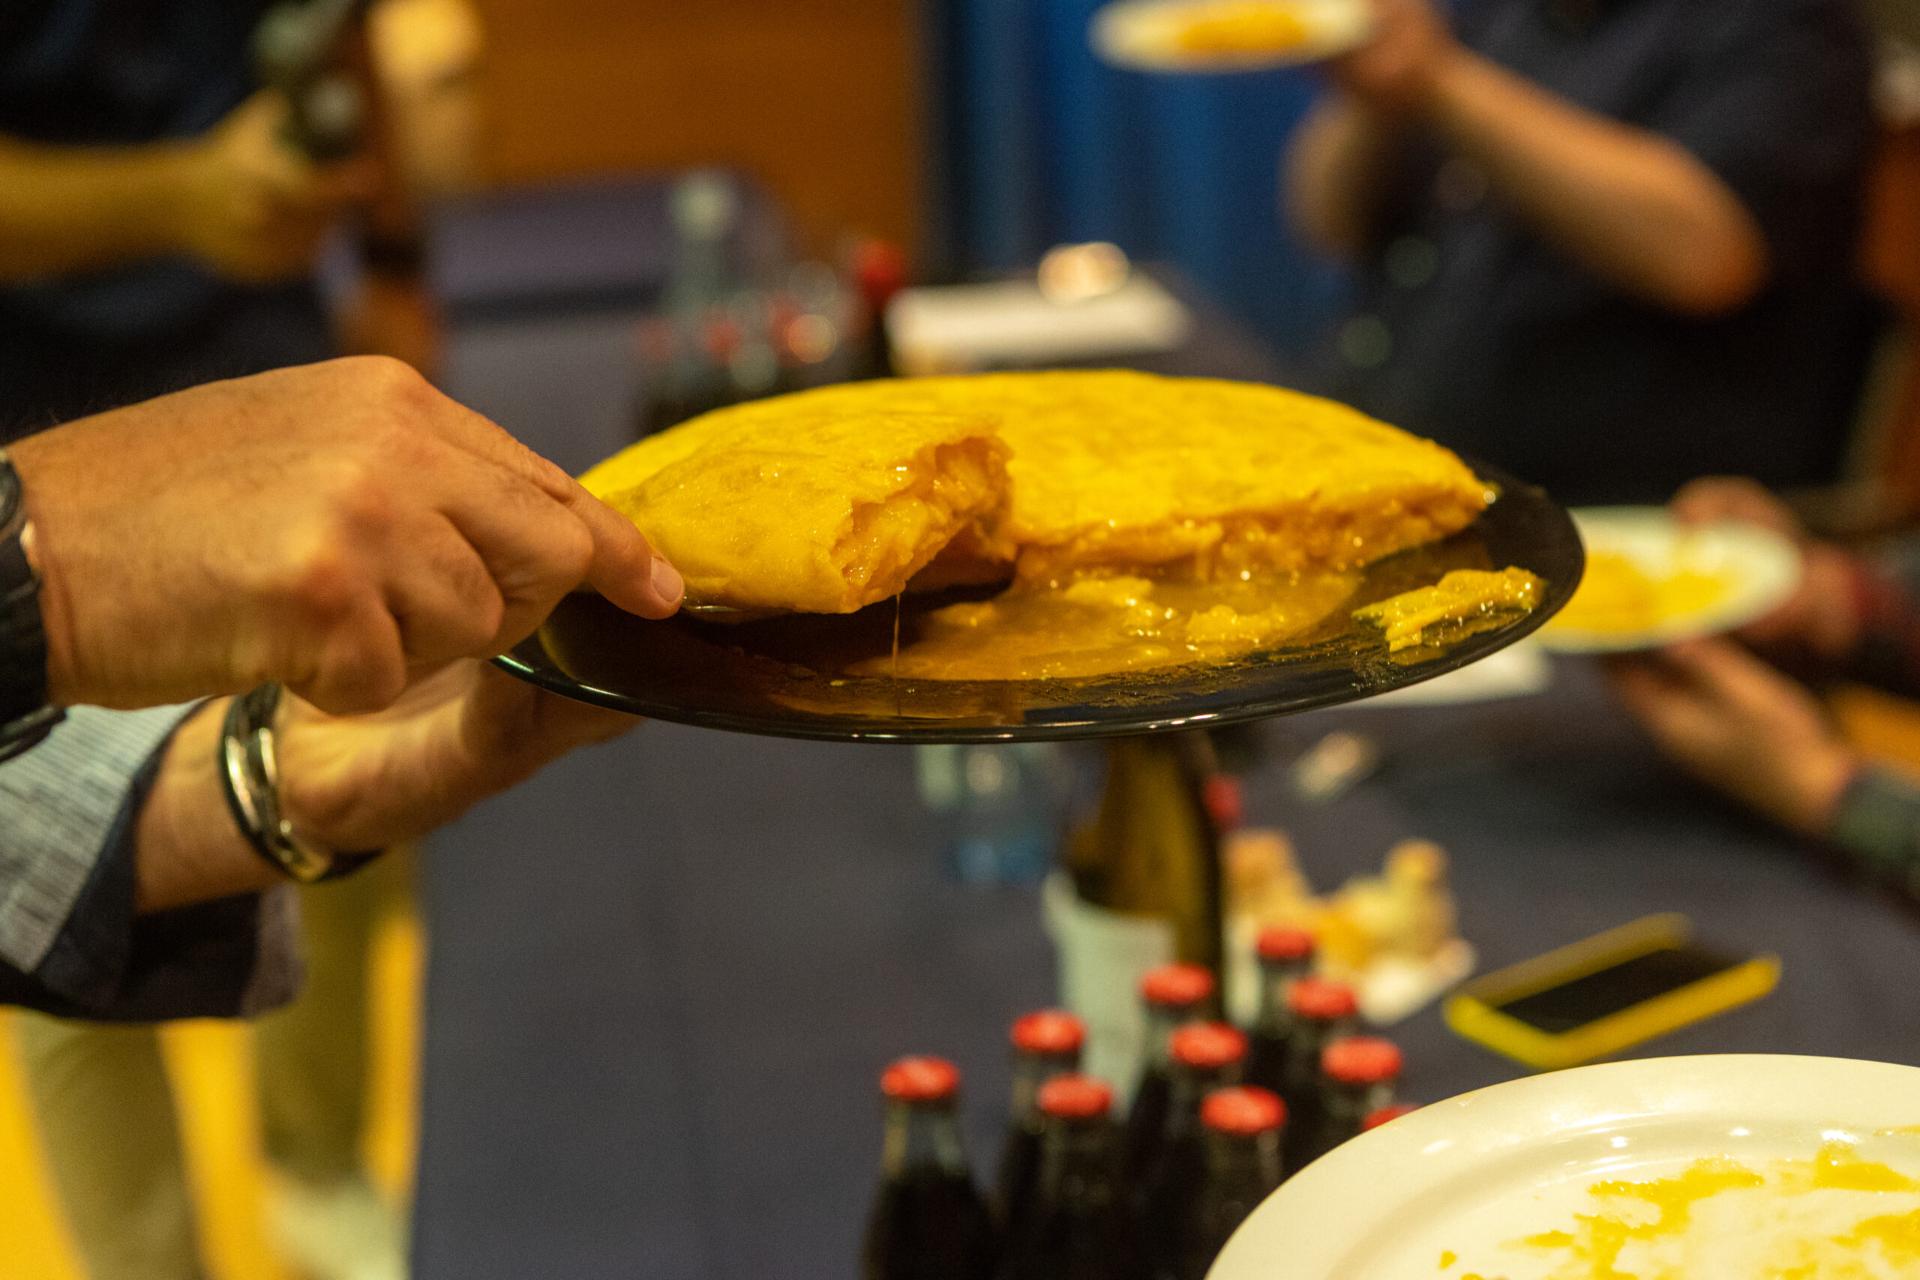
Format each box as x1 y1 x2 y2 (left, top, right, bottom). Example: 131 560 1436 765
1321 0 1876 504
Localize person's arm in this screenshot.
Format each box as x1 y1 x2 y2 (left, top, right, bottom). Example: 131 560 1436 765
0 660 632 1021
1300 0 1769 314
0 93 369 283
0 704 299 1019
0 139 199 278
1422 53 1767 315
1283 98 1412 260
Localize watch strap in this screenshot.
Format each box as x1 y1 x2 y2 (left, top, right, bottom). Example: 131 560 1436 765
0 450 62 761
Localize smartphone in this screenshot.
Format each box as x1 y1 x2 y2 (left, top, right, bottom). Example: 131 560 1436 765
1444 914 1779 1070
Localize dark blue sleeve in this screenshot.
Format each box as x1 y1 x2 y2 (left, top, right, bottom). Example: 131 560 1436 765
1643 0 1874 283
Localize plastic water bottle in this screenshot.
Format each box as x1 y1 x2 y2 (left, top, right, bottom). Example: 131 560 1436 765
915 744 1069 885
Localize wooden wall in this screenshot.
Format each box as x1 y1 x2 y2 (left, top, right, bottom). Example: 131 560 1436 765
466 0 920 253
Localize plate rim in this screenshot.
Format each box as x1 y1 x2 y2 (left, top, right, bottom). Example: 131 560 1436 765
1537 505 1803 655
1209 1053 1920 1280
1090 0 1372 74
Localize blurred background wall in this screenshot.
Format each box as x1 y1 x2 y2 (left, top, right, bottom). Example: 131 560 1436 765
466 0 920 251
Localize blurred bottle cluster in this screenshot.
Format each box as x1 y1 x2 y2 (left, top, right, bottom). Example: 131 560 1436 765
631 171 906 438
863 941 1415 1280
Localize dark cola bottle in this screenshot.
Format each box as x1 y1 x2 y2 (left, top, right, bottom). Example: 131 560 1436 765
1124 964 1217 1183
997 1075 1139 1280
862 1056 998 1280
1243 925 1315 1098
1298 1036 1403 1169
1133 1022 1247 1280
1276 978 1358 1175
994 1010 1086 1240
1177 1087 1286 1280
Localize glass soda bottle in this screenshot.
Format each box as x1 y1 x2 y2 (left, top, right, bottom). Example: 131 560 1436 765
994 1010 1086 1239
1124 964 1217 1181
862 1056 998 1280
1178 1087 1286 1280
1134 1022 1248 1280
1243 925 1315 1097
1276 977 1358 1174
1299 1037 1403 1168
996 1075 1137 1280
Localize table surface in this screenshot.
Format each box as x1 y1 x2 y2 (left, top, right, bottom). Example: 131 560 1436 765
411 183 1920 1280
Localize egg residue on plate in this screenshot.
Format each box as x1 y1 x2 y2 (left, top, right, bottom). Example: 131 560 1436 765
1443 1142 1920 1279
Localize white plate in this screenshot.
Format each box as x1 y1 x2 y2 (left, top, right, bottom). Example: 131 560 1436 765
1091 0 1372 73
1538 506 1803 654
1210 1054 1920 1280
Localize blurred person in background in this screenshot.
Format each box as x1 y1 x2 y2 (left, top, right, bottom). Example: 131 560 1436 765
0 2 483 1278
1285 0 1878 505
1610 477 1920 903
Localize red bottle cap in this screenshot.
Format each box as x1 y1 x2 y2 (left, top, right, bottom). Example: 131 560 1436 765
1322 1036 1403 1086
1201 1086 1287 1136
1202 775 1245 830
1141 963 1215 1010
1255 925 1316 964
853 239 908 305
1287 977 1358 1023
1362 1103 1419 1131
1011 1010 1086 1057
1037 1074 1114 1121
1170 1021 1248 1071
880 1056 960 1103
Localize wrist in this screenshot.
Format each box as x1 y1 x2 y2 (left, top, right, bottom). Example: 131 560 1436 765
4 436 77 707
134 699 282 913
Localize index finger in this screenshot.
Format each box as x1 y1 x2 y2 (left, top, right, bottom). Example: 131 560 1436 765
425 393 683 619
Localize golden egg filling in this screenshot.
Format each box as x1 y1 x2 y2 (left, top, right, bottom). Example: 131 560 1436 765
582 371 1537 680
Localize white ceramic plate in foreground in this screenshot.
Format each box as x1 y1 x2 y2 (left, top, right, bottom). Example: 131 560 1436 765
1091 0 1371 73
1538 506 1802 654
1209 1054 1920 1280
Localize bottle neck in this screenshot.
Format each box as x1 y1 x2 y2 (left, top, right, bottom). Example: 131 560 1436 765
1142 1003 1198 1071
882 1101 971 1179
1323 1079 1396 1133
1009 1050 1078 1125
1202 1127 1284 1198
1036 1116 1121 1213
1284 1014 1353 1090
1253 958 1310 1034
1168 1061 1236 1127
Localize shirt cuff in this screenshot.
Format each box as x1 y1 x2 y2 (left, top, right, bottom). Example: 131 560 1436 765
1825 765 1920 901
0 704 301 1021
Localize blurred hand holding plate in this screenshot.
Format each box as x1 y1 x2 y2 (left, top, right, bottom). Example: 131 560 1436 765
1539 507 1802 654
1092 0 1372 73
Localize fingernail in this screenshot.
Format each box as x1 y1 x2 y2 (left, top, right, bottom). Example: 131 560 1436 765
650 555 684 605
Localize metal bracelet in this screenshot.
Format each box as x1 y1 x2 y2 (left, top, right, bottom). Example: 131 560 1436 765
218 683 375 883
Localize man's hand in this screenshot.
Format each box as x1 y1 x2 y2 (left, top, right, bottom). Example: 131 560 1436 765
11 357 682 714
133 662 636 913
275 661 635 853
1330 0 1460 115
1606 639 1857 835
1670 477 1862 660
167 91 371 282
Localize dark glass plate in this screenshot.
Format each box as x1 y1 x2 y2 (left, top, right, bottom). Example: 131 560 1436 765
495 464 1584 743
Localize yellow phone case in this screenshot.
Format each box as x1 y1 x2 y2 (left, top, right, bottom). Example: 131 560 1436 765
1444 913 1780 1071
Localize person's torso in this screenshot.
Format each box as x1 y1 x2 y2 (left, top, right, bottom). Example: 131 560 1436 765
1324 0 1876 503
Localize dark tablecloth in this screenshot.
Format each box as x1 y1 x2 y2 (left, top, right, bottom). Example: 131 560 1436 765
411 183 1920 1280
